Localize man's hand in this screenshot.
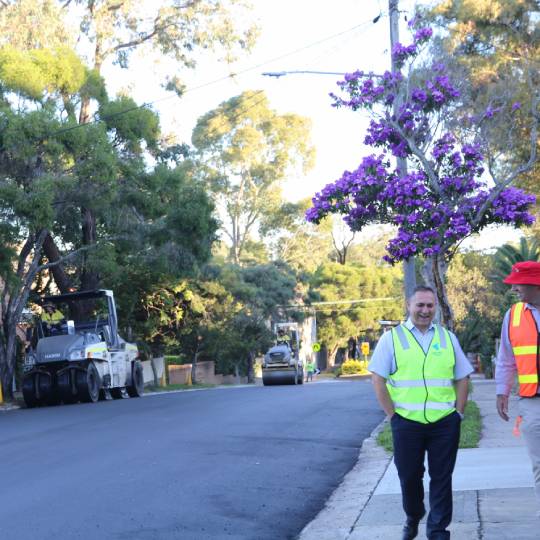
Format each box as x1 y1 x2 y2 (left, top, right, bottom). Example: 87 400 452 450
371 373 395 418
496 394 509 421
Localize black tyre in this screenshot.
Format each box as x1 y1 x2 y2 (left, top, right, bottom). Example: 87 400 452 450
37 372 53 403
57 370 78 404
297 369 304 385
77 362 100 403
127 361 144 397
22 375 38 408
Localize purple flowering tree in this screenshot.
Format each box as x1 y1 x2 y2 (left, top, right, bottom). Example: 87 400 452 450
306 24 539 330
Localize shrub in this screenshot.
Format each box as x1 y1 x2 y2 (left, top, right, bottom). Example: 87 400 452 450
164 354 187 365
340 359 369 375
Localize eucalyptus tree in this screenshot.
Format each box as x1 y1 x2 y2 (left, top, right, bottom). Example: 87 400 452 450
259 198 334 272
0 0 258 293
192 90 315 264
428 0 540 204
0 45 218 398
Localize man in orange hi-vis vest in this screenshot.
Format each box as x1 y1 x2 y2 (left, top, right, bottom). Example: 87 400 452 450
496 260 540 515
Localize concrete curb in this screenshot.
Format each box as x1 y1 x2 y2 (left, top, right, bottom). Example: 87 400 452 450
0 402 21 412
298 419 392 540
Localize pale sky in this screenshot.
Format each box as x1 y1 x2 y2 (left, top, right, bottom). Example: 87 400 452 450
103 0 522 250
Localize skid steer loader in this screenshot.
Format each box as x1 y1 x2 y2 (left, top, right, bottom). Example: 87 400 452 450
22 289 142 407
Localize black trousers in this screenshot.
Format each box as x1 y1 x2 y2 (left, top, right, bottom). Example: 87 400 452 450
390 411 461 540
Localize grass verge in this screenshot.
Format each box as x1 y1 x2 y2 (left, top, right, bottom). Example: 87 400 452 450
144 383 216 393
376 400 482 453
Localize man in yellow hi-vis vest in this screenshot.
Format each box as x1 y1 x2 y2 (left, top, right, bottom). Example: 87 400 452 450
42 302 65 335
496 261 540 516
369 286 472 540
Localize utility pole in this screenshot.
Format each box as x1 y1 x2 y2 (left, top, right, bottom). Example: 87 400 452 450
389 0 417 300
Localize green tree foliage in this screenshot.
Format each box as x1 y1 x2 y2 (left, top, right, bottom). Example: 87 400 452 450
308 262 402 366
259 198 334 272
0 45 218 398
0 0 258 69
0 0 74 50
429 0 540 204
192 90 315 264
446 252 501 364
490 236 540 293
0 0 258 294
129 261 297 380
0 46 101 397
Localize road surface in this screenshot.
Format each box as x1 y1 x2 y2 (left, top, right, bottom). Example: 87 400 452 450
0 379 383 540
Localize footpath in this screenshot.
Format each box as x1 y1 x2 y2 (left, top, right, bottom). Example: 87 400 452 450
299 376 538 540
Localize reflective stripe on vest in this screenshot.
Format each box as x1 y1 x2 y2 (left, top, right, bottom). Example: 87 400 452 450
509 303 539 397
387 324 456 424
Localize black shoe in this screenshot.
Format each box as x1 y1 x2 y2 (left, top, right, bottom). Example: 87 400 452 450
402 520 419 540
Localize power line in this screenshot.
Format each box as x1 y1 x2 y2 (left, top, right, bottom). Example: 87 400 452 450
262 70 347 78
278 297 400 310
45 14 385 139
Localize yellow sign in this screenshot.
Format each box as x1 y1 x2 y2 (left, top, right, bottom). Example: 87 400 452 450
312 342 321 352
361 342 370 356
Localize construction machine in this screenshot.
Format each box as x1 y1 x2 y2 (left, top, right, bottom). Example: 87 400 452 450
262 322 304 385
22 289 142 407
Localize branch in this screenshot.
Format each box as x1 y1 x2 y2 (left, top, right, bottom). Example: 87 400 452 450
11 229 49 318
387 115 442 196
473 67 539 227
37 238 111 272
15 235 35 279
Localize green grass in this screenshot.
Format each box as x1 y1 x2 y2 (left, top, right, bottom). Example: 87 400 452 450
458 400 481 448
144 383 216 393
376 400 482 453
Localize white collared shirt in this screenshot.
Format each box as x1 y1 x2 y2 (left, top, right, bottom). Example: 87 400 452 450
368 318 473 380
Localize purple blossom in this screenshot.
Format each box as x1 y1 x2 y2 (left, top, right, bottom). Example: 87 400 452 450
392 42 417 67
414 27 433 43
308 24 536 263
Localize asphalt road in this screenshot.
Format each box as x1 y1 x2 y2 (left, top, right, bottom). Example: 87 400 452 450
0 379 383 540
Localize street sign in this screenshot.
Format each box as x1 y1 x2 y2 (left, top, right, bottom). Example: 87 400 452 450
312 342 321 352
361 342 370 356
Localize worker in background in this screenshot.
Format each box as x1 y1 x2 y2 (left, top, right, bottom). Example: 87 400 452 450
496 261 540 516
42 302 64 335
305 358 315 382
369 285 472 540
276 329 291 348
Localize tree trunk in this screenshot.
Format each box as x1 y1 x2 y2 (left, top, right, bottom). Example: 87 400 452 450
247 351 255 383
0 318 19 401
327 343 339 368
191 340 200 385
423 255 454 331
80 207 99 293
150 357 160 387
43 234 74 294
0 231 48 399
389 0 417 304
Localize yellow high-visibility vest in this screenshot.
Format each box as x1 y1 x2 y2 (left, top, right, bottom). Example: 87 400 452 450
387 324 456 424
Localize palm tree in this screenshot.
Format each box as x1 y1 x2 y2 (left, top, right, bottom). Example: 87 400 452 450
491 237 540 291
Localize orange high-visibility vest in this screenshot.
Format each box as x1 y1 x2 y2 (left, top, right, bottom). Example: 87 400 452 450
509 302 539 397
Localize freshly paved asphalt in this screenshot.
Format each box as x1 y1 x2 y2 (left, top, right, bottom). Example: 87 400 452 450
0 378 383 540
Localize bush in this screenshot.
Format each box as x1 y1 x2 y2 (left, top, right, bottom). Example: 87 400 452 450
164 354 187 365
340 359 369 375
